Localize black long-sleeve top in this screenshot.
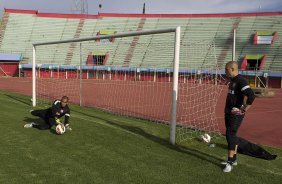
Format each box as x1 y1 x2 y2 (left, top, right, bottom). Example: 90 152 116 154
225 75 255 115
47 100 70 124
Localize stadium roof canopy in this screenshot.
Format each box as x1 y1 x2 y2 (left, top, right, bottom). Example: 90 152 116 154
0 53 21 61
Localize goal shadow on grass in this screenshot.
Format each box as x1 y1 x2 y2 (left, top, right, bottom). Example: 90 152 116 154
73 109 223 169
5 94 31 107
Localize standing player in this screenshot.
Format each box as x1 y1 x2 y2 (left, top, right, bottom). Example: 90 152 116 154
222 61 255 172
24 96 72 131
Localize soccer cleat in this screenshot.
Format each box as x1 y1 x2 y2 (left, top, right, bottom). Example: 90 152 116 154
223 163 232 173
24 122 36 128
220 160 237 166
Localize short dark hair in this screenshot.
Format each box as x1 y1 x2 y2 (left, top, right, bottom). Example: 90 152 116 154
61 96 69 103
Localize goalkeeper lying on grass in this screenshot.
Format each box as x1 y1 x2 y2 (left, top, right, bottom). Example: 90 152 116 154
24 96 72 131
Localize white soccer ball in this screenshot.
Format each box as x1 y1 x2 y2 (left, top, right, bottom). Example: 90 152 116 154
56 124 66 135
201 133 211 143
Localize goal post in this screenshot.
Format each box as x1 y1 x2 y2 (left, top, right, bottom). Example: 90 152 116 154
170 26 181 145
31 26 222 145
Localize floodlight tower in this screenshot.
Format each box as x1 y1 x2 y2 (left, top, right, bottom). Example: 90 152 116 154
72 0 88 14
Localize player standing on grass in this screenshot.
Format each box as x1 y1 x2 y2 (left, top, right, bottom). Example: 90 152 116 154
24 96 72 131
222 61 255 173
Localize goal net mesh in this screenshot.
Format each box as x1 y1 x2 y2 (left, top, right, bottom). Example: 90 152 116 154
34 32 222 143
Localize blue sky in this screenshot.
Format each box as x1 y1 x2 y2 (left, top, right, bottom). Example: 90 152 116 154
1 0 282 15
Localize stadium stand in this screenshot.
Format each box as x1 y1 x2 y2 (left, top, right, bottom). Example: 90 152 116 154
0 9 282 85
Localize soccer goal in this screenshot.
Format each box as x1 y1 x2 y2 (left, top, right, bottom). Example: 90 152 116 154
32 27 222 144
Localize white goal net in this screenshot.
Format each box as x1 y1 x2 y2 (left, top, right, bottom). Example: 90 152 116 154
31 28 222 144
177 41 223 142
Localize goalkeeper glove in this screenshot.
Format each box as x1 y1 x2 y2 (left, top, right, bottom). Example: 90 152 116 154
55 118 61 124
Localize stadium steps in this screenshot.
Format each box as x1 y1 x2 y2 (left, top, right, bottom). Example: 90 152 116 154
0 12 9 48
109 18 139 66
233 16 256 66
65 19 85 65
215 17 241 69
79 19 98 37
123 18 146 67
32 17 78 65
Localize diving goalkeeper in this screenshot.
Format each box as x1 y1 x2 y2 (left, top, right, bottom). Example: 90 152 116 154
24 96 71 131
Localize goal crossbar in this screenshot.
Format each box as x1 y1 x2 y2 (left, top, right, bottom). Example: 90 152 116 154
33 28 178 46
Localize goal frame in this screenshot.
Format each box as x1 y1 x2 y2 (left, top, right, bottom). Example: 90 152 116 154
32 27 181 145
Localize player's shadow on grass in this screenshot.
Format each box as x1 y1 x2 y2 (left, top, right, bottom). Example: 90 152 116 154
73 109 223 168
23 117 57 135
112 123 222 168
5 94 31 107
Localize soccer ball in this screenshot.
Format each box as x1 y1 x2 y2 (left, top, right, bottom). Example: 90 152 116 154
56 124 65 135
201 133 211 143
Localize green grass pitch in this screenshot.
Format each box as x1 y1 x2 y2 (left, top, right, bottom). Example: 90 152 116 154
0 90 281 183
